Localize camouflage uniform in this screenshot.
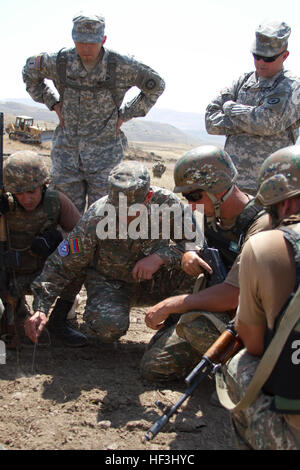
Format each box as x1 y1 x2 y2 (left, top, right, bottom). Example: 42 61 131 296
205 21 300 192
218 145 300 449
2 151 80 301
1 151 86 347
140 146 270 382
31 162 196 343
22 14 165 213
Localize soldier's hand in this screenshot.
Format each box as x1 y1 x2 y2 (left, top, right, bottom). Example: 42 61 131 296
145 301 171 330
132 254 164 281
24 311 47 344
181 251 212 276
53 102 64 128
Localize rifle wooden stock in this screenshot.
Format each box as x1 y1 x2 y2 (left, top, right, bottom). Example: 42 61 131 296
204 327 243 365
145 320 243 441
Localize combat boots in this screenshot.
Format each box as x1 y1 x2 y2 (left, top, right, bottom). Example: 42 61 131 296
47 298 88 347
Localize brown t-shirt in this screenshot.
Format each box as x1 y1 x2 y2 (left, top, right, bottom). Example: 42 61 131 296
58 192 81 232
237 223 300 437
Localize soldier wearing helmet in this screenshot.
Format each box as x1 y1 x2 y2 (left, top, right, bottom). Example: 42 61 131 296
1 151 87 348
216 145 300 449
141 145 271 382
24 161 196 349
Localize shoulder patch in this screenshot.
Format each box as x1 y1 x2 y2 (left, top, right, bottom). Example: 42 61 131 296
267 97 280 105
58 240 70 257
145 78 157 90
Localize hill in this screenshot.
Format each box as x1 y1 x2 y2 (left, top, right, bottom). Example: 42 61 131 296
0 99 223 146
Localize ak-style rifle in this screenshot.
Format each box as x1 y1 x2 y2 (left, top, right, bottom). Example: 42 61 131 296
145 320 243 441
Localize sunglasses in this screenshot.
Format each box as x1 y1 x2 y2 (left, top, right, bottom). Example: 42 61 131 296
252 50 286 63
182 189 204 202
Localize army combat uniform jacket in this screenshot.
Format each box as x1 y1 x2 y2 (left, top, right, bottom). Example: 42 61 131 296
205 69 300 191
31 187 196 342
22 48 165 211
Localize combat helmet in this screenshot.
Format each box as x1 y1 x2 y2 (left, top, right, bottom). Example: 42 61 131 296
256 145 300 206
174 145 237 194
4 151 50 194
174 146 238 227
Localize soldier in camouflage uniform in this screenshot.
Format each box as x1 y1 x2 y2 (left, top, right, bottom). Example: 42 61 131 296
1 151 87 347
205 20 300 193
141 145 270 381
25 161 196 346
22 13 165 214
217 145 300 449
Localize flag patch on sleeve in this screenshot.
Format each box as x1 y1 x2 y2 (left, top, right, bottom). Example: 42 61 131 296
69 237 82 254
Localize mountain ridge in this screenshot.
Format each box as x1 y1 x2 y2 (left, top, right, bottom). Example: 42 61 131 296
0 98 224 146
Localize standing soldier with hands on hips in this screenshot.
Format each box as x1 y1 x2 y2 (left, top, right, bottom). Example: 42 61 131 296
23 13 165 213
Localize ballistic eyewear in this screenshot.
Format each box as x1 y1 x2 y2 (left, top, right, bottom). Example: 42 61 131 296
182 189 204 202
252 50 286 63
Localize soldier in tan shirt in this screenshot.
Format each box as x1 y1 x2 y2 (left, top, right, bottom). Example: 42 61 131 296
220 145 300 449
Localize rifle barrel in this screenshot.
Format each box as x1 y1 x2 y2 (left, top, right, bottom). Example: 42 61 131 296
144 358 214 441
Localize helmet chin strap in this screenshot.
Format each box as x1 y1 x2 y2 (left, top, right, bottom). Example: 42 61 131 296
206 184 235 231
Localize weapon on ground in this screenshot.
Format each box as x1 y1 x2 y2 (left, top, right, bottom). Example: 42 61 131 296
144 320 243 441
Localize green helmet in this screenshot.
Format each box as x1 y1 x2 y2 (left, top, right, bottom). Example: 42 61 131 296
173 145 238 194
256 145 300 206
4 151 50 193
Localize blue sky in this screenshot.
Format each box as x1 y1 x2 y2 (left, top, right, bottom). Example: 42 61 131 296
1 0 300 113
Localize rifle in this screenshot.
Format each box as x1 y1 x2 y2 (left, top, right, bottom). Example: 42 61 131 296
144 320 243 441
0 113 20 348
201 239 227 286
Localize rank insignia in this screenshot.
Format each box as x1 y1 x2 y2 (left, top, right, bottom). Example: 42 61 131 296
58 240 70 257
70 237 82 254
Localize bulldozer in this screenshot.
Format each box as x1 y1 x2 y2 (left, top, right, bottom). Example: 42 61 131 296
6 116 54 145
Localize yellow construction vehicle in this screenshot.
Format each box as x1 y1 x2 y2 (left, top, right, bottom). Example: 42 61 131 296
6 116 54 145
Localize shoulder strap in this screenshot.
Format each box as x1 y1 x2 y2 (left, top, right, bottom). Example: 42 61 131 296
216 283 300 411
40 188 61 233
233 200 265 245
216 225 300 412
55 48 119 109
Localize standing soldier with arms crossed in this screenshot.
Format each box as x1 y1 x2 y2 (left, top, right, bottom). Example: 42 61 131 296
22 13 165 213
205 20 300 193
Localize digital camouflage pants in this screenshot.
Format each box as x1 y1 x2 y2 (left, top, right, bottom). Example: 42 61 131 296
83 265 196 347
50 131 125 214
219 349 300 450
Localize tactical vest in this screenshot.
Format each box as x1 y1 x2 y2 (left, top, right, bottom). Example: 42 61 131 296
262 222 300 412
6 188 61 274
55 48 121 109
204 200 265 270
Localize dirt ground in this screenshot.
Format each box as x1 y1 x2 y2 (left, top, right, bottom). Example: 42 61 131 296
0 134 235 452
0 298 235 451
